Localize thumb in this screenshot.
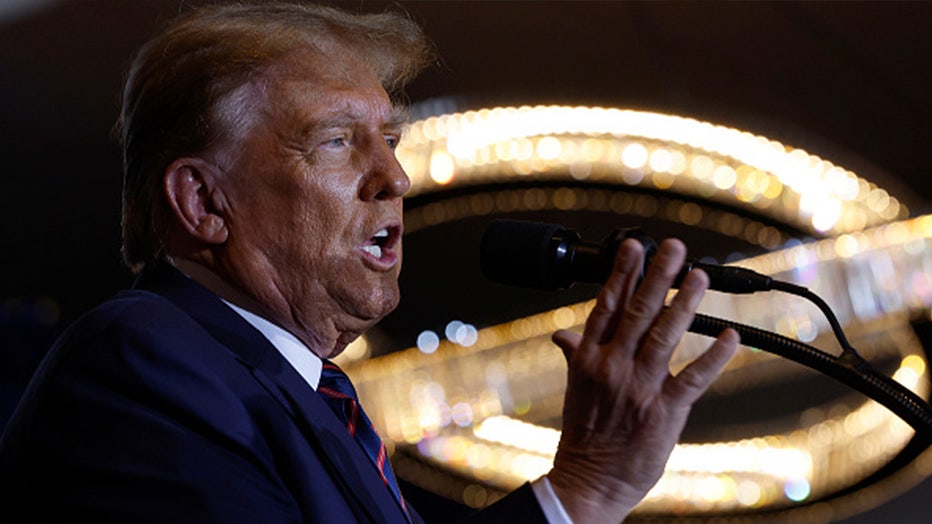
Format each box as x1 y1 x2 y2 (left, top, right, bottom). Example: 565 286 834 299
552 329 583 362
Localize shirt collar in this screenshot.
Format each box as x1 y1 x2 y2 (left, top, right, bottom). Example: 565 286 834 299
222 299 322 390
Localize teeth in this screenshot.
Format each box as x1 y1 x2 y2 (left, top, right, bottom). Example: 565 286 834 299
362 245 383 258
373 228 389 239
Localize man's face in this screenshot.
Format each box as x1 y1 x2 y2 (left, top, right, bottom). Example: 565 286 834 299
211 51 410 357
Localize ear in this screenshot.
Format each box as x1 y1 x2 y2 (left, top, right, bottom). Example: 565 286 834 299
163 158 229 245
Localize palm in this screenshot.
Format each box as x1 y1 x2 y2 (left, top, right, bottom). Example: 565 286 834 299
547 238 738 523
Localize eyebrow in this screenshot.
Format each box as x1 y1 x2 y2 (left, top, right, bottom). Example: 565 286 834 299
386 105 410 129
296 104 410 141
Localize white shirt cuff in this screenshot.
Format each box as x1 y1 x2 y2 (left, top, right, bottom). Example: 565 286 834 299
530 476 573 524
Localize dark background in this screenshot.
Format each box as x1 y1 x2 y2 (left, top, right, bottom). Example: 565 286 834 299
1 1 931 521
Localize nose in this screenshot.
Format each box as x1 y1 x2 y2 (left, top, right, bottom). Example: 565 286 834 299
360 139 411 201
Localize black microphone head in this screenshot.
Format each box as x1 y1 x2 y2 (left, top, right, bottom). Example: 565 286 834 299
480 219 575 290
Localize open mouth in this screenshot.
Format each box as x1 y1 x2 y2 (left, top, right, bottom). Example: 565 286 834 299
360 225 401 261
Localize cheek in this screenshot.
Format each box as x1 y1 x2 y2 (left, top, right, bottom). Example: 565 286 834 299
301 181 357 228
285 193 347 247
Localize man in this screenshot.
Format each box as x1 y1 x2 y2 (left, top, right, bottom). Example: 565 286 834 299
0 3 738 522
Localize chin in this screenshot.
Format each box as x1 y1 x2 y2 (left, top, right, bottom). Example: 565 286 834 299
371 285 401 319
350 280 401 323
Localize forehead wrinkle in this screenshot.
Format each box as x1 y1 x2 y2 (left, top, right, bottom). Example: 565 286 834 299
263 47 408 137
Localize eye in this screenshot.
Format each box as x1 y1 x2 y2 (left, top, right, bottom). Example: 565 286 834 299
385 135 400 151
321 135 350 149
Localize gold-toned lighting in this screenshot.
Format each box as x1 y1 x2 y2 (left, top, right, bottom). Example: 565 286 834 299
395 106 908 236
402 186 790 250
335 106 928 520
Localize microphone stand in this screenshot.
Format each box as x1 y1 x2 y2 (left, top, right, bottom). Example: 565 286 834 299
685 284 932 509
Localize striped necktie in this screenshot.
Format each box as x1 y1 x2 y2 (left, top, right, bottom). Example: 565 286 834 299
317 360 408 516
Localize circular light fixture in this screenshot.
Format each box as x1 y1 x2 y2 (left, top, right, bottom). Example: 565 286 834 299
395 106 908 236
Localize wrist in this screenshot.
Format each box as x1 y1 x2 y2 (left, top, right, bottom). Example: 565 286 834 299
547 459 639 524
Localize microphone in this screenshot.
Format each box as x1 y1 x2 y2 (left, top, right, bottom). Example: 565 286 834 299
479 219 773 294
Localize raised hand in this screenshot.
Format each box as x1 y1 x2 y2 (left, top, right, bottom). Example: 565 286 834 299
546 238 739 523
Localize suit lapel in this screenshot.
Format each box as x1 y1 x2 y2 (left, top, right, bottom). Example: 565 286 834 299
135 264 408 523
249 361 405 524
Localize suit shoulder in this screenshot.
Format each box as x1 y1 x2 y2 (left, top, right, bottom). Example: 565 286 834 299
56 288 218 355
36 288 250 394
15 287 266 439
70 288 196 337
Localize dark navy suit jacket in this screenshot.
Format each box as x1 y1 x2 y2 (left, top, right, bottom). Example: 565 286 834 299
0 265 547 523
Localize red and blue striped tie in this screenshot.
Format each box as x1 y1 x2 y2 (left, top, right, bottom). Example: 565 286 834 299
317 360 408 517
